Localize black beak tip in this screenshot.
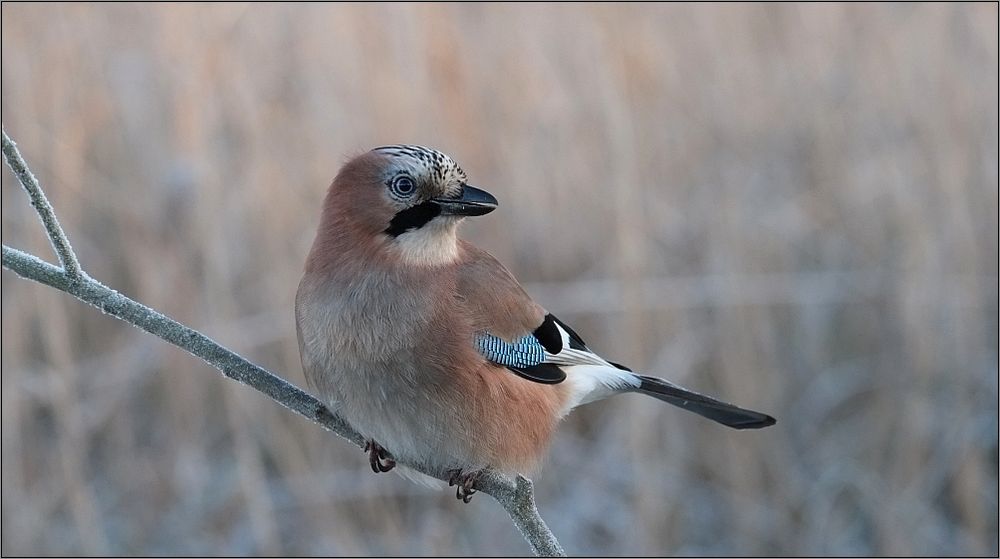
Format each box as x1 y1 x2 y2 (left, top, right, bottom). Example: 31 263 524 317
435 185 498 217
467 197 498 216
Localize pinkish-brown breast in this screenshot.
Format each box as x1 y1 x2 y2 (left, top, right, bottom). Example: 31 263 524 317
455 240 546 341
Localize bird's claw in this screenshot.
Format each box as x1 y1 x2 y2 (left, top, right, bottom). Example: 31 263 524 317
447 469 480 503
364 440 395 473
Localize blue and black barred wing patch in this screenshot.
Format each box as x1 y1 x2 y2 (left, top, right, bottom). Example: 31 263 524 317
476 332 545 367
474 332 566 384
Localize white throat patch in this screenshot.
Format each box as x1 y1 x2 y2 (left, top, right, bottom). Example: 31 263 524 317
390 217 461 267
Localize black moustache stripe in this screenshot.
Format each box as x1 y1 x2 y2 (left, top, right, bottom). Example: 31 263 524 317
384 202 441 237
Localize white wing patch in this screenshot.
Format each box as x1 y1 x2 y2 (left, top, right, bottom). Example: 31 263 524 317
542 320 612 367
544 346 612 367
559 364 641 415
542 320 641 412
474 316 641 411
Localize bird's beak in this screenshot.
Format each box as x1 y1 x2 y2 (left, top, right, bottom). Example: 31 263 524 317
432 185 498 217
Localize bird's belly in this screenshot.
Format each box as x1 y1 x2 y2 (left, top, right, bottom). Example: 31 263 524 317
317 356 487 471
297 284 564 474
310 350 564 474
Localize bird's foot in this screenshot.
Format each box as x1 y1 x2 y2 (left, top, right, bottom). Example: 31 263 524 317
447 469 481 503
364 440 395 473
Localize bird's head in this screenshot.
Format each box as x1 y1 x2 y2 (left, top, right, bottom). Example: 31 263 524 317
320 145 498 267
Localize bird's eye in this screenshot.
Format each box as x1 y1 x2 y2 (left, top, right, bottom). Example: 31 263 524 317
390 176 416 198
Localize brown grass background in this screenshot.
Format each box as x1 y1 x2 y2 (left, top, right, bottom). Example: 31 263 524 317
2 3 997 556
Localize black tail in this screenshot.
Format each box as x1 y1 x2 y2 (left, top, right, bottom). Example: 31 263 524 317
635 375 776 429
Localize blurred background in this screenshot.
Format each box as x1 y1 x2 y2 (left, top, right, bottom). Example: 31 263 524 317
2 3 997 556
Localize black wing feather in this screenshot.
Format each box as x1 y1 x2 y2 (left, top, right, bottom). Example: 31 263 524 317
508 363 566 384
531 314 563 354
550 314 589 351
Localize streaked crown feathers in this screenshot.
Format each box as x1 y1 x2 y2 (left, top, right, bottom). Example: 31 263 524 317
372 145 468 191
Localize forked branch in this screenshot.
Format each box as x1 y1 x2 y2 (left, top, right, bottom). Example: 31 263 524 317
0 127 565 557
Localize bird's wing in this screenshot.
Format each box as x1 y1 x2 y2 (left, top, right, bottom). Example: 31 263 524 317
453 243 776 430
456 242 621 384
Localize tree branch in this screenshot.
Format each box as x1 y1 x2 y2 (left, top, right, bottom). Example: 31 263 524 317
0 130 565 557
2 127 83 278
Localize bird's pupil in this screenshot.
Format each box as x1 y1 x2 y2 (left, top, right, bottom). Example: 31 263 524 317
395 176 414 194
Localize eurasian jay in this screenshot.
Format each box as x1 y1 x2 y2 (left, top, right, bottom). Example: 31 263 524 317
296 145 775 501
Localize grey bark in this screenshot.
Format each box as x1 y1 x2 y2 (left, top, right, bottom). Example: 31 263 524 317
1 127 565 557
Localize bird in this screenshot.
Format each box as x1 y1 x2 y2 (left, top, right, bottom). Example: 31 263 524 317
295 145 776 502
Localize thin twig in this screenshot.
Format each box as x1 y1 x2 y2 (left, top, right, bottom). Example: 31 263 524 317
0 245 565 556
0 130 565 557
2 127 83 279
